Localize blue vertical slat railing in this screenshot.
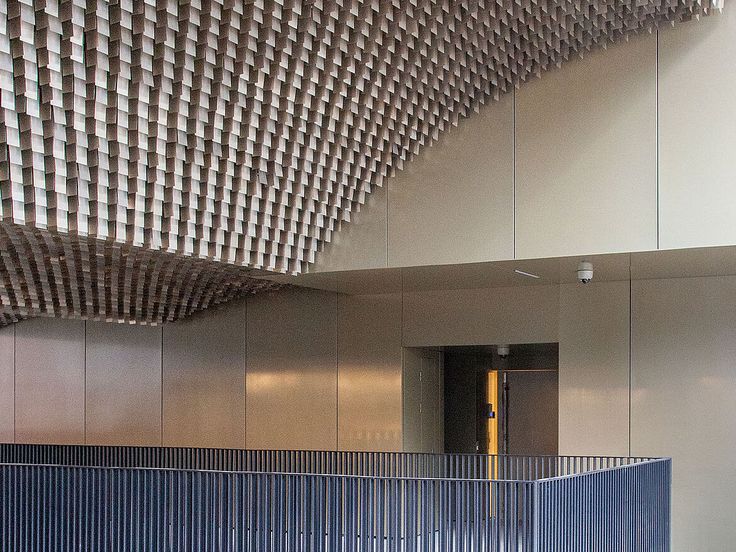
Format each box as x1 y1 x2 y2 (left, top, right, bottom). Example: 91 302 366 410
534 458 671 551
0 466 520 552
0 444 670 552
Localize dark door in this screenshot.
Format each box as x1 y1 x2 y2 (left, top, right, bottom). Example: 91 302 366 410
503 370 558 455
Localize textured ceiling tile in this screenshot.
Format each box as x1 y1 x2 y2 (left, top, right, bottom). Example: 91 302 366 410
0 0 720 325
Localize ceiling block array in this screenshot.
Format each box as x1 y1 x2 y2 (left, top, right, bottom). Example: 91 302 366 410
0 222 281 325
0 0 720 324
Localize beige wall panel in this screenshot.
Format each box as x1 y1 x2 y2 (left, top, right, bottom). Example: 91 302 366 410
632 277 736 551
14 318 85 444
420 351 444 453
246 288 338 450
85 322 162 446
0 326 13 442
558 282 629 456
402 348 444 453
659 12 736 249
312 185 388 272
162 300 246 448
515 35 657 259
402 348 423 452
387 94 514 267
337 293 402 451
403 285 559 347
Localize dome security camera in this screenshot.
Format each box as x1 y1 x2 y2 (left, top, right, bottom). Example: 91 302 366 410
497 344 510 359
577 261 594 284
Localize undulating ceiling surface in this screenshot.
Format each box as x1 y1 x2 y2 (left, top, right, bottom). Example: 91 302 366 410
0 0 720 324
0 224 280 325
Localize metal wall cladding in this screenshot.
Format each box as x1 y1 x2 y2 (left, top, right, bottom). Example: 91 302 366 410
13 318 86 444
631 276 736 550
515 33 658 259
85 321 163 446
246 288 338 451
0 0 719 324
162 299 247 449
0 327 12 443
337 294 402 452
558 281 631 457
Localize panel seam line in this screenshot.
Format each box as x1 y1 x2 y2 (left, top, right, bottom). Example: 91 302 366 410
160 325 164 446
512 88 517 259
12 323 16 443
656 29 660 250
628 259 633 457
84 320 87 444
335 293 339 451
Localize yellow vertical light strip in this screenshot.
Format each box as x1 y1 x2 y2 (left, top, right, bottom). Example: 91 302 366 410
487 370 499 483
487 370 499 455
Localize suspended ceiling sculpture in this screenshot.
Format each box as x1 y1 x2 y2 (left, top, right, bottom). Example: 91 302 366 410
0 0 720 324
0 223 281 325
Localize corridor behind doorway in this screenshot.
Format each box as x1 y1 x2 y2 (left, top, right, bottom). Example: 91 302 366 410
443 343 558 456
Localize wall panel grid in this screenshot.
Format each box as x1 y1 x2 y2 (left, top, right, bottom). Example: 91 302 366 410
0 0 720 324
0 289 404 453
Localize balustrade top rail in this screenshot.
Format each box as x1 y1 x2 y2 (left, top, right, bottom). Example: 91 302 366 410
0 442 657 481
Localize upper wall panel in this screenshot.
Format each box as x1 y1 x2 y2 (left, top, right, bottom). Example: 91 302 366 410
659 11 736 249
403 284 559 347
311 185 389 273
387 94 515 267
515 34 658 259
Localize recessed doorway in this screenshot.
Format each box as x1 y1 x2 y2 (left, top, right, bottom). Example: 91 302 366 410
443 343 558 456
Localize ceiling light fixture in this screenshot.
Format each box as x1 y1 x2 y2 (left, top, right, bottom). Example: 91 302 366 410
514 269 541 279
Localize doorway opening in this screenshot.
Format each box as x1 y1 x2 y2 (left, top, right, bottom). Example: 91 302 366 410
443 343 559 456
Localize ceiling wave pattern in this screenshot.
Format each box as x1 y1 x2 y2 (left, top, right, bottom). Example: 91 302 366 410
0 0 719 324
